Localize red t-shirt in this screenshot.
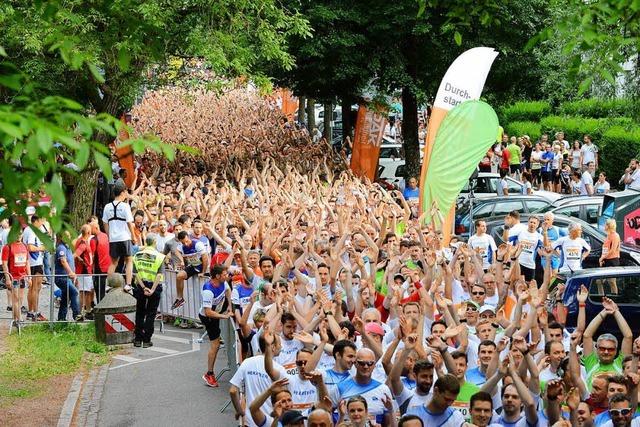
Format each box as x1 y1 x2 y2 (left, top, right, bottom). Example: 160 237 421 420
75 239 93 274
1 242 29 280
91 232 111 273
501 149 511 170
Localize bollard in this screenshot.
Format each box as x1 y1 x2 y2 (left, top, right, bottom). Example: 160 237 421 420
93 279 137 345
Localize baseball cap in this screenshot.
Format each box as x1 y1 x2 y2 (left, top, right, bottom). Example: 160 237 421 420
479 305 496 314
365 322 385 337
281 410 306 426
465 300 480 310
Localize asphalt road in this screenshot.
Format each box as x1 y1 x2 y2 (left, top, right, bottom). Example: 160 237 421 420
97 326 238 427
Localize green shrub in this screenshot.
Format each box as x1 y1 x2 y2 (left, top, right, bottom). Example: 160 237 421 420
504 121 542 141
500 101 552 123
539 115 623 142
599 126 640 189
558 98 636 118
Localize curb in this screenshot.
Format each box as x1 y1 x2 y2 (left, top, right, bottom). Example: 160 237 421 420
57 365 109 427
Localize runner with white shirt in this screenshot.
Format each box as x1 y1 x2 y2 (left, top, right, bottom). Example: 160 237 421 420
389 333 434 414
468 220 497 271
508 216 543 282
552 223 591 273
502 211 527 246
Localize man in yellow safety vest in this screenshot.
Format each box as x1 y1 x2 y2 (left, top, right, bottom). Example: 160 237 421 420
133 236 166 348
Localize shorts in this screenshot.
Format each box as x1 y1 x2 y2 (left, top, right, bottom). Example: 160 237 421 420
521 265 535 282
77 276 94 292
603 258 620 267
9 279 27 289
199 314 222 341
31 265 44 275
109 241 133 259
542 171 553 182
184 265 203 279
509 164 521 174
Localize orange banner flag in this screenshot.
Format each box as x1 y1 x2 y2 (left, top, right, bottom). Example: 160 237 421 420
350 105 387 181
277 88 298 121
114 115 135 189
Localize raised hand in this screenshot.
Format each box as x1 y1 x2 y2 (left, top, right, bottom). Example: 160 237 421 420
576 284 588 303
602 296 618 314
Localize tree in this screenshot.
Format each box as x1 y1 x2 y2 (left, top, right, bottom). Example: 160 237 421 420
0 57 170 242
0 0 311 226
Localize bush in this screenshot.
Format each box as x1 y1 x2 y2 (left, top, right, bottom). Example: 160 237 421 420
539 115 620 142
599 126 640 189
500 101 552 123
504 121 542 141
558 98 637 118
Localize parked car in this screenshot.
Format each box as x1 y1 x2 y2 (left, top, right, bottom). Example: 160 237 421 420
455 195 553 237
534 195 603 227
483 213 640 269
377 161 407 190
559 267 640 338
457 173 562 204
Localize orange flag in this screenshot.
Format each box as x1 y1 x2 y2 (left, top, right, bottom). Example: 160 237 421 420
350 105 387 181
114 115 135 189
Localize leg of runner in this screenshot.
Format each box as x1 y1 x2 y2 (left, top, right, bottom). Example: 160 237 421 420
172 270 187 308
124 255 133 289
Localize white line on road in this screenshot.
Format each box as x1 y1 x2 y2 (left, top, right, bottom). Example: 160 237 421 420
109 348 200 370
154 335 191 344
145 346 179 354
112 355 142 363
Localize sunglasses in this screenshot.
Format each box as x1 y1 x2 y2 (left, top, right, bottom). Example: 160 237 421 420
472 291 485 296
466 306 478 312
598 346 616 353
610 409 632 416
295 360 307 367
356 360 375 367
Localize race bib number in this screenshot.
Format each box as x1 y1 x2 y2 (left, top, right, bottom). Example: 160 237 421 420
451 401 470 421
283 362 298 377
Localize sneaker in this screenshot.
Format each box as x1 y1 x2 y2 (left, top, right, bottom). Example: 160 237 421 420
171 298 185 310
134 341 142 347
142 342 153 348
21 306 27 314
75 313 85 322
54 297 61 308
6 306 11 312
179 320 190 329
26 312 36 321
202 373 219 388
36 313 47 322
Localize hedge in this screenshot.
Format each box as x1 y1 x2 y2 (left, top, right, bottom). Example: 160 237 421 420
558 98 637 119
504 121 542 141
537 115 634 142
500 101 552 123
599 126 640 189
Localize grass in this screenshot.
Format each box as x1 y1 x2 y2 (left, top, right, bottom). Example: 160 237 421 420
0 323 108 406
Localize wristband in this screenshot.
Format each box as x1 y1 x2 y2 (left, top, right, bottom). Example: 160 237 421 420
510 257 517 261
579 303 586 308
324 311 333 316
497 258 504 262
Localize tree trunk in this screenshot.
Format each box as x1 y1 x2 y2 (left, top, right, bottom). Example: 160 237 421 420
402 86 420 180
298 96 306 126
341 98 352 141
306 98 316 131
323 102 333 141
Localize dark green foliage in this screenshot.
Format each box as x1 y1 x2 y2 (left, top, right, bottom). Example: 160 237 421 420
500 101 552 123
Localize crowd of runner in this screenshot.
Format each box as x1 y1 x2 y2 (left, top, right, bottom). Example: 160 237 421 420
2 115 640 427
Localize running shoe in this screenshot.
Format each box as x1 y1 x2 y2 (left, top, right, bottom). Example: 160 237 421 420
36 313 47 322
75 313 85 322
202 373 219 388
26 312 36 321
6 306 11 312
179 319 190 329
171 298 185 310
142 342 153 348
134 341 142 347
21 306 27 314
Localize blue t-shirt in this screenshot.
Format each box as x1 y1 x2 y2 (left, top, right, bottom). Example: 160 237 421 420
466 367 487 386
403 187 420 200
539 226 567 269
541 151 554 172
54 243 74 277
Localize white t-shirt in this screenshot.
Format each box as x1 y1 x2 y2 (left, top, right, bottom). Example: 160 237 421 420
507 223 527 241
22 226 43 266
628 168 640 190
274 336 303 376
102 200 134 242
580 171 594 195
553 236 591 273
229 355 288 427
468 234 498 269
580 143 598 165
148 232 174 253
510 230 543 269
594 181 610 194
286 374 318 416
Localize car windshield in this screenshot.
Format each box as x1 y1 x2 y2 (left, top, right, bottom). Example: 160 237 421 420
532 204 554 213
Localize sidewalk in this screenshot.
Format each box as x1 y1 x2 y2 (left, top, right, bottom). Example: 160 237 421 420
96 326 237 427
